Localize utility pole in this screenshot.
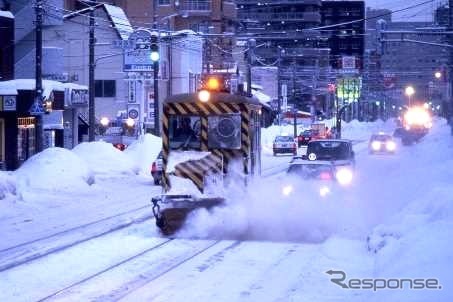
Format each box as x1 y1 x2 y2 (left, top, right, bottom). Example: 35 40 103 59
277 47 282 125
88 4 96 141
292 64 297 138
153 40 160 136
246 39 256 97
32 0 44 152
152 1 160 136
449 0 453 133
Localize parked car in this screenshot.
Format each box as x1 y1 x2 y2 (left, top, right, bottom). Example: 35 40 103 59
273 135 297 156
368 133 396 154
112 143 127 151
151 151 163 185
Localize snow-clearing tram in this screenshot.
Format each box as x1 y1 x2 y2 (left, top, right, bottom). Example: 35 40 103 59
151 75 262 235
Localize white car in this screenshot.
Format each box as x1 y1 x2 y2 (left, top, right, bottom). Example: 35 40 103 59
273 135 297 156
282 159 354 198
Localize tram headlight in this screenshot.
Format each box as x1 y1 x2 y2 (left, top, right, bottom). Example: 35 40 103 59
198 90 210 102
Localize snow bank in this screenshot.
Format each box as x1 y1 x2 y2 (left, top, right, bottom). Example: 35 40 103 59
0 172 16 199
14 148 94 193
366 120 453 301
73 141 139 175
124 134 162 175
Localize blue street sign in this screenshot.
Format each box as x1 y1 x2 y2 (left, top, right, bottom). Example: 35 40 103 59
29 100 44 115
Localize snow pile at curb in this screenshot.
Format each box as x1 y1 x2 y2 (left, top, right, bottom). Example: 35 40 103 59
0 172 16 199
124 134 162 175
73 141 139 175
366 120 453 301
14 148 94 193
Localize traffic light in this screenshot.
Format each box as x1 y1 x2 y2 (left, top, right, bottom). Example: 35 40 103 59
150 35 159 62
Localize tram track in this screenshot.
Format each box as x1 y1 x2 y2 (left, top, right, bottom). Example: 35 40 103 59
0 205 154 272
41 239 228 302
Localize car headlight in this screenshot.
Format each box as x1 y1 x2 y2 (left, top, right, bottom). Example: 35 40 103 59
371 141 381 151
336 168 353 186
282 185 294 196
386 141 396 151
319 186 330 197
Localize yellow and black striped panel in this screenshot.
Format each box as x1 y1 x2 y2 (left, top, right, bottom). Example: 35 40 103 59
165 102 241 116
174 154 223 192
161 100 253 192
161 113 170 192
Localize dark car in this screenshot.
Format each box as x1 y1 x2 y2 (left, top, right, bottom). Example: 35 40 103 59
297 129 320 147
151 151 163 185
273 135 297 156
369 133 397 154
305 139 355 167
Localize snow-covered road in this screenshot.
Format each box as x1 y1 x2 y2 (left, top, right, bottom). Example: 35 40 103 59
0 119 452 301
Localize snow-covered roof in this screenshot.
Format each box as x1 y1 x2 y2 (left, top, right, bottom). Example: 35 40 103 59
0 79 87 98
64 4 132 40
103 4 133 40
0 10 14 19
0 81 18 95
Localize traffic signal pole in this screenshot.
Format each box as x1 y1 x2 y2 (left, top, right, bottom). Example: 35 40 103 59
33 0 44 152
449 0 453 133
88 4 96 141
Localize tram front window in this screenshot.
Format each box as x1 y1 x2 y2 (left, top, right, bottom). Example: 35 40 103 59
169 116 201 150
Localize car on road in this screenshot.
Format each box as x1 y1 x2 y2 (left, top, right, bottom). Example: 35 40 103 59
368 133 396 154
297 129 320 147
304 139 355 168
151 151 163 185
282 159 353 198
273 135 297 156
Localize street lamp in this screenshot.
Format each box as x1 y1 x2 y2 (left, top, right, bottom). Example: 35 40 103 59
435 71 442 79
405 86 415 106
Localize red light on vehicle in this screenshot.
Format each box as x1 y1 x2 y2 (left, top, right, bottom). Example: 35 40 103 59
319 172 332 180
151 162 157 173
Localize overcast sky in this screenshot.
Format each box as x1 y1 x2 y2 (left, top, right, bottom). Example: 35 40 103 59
366 0 445 22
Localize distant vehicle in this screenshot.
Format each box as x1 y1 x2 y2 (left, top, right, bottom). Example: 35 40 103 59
398 106 432 145
112 143 127 151
304 139 355 168
273 135 297 156
297 129 320 147
369 133 396 154
151 151 163 185
282 159 353 198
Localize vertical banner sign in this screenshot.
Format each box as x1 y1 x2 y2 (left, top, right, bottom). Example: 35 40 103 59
282 84 288 112
128 80 136 103
148 91 155 122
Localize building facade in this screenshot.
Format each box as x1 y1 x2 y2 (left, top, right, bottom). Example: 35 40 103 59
236 0 331 114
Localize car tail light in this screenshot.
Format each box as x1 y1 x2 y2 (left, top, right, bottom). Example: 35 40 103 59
273 143 277 148
319 172 332 180
151 162 157 173
292 143 296 148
